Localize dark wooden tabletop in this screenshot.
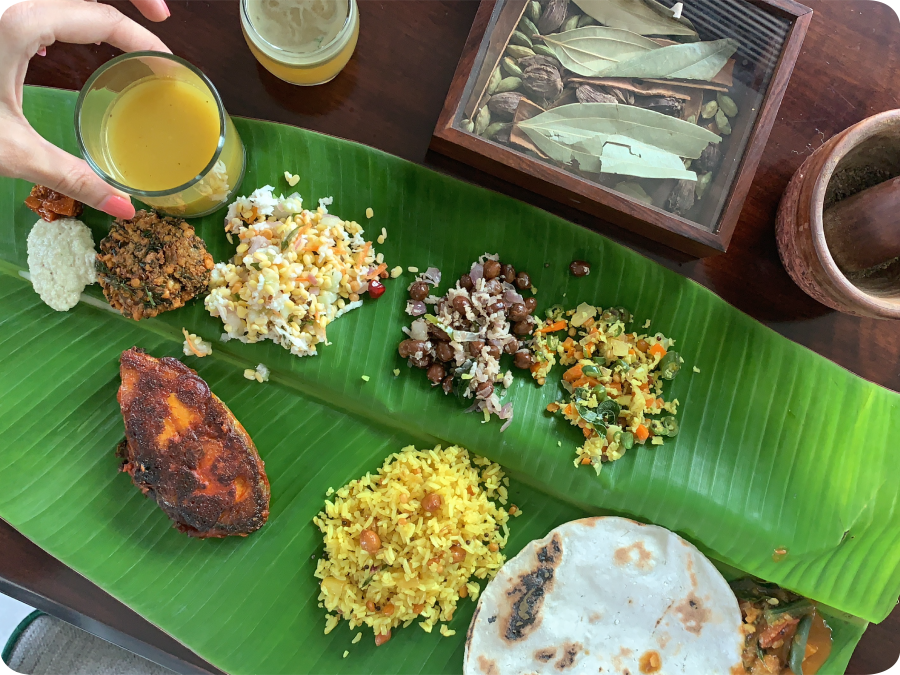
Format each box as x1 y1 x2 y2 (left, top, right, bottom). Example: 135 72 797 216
5 0 899 673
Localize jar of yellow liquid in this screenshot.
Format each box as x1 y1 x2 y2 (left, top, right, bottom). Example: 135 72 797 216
241 0 359 86
76 52 245 218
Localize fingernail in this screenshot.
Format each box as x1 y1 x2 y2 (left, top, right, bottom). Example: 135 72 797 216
37 46 46 57
99 196 136 220
164 2 171 17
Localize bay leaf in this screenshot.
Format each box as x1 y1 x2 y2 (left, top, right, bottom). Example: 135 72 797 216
615 181 654 203
573 0 698 37
520 125 603 172
599 39 739 80
509 99 549 157
539 26 659 77
519 102 720 159
594 135 698 180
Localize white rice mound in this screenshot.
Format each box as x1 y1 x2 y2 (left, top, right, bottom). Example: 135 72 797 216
26 218 97 311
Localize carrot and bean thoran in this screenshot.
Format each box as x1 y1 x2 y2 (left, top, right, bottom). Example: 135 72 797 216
530 303 683 471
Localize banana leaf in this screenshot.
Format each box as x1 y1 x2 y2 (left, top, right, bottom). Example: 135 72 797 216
1 87 898 674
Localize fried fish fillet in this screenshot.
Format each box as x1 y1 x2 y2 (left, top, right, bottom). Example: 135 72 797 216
117 347 270 537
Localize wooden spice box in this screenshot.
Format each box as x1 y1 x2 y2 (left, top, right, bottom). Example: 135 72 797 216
431 0 812 256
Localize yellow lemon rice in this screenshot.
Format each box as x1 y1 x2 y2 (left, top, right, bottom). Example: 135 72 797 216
314 445 514 645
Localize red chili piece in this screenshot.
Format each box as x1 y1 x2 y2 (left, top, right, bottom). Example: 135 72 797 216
368 279 386 299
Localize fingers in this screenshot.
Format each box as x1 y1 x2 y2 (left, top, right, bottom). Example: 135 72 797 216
13 125 136 219
129 0 171 22
59 0 170 52
6 0 170 54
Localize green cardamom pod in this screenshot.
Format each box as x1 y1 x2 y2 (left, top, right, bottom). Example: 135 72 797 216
526 0 542 25
460 119 475 133
474 105 491 135
518 16 539 39
717 93 738 117
701 100 718 119
563 14 581 32
577 14 597 27
686 114 697 125
696 172 712 200
532 44 557 59
487 67 502 95
715 109 732 135
501 56 524 78
506 44 535 60
484 121 512 140
509 31 533 48
495 76 522 93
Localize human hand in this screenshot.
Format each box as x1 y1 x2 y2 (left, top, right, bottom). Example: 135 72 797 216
0 0 171 219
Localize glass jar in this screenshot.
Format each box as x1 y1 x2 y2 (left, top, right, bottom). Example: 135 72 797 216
76 52 245 218
241 0 359 86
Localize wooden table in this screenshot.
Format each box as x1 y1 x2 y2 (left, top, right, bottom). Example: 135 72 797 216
5 0 899 672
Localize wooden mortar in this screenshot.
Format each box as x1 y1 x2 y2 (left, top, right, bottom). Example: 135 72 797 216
776 110 900 319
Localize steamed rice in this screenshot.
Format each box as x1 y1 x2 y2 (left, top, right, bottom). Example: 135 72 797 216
314 445 513 644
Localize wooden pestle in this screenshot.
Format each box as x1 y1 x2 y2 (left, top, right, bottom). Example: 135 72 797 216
823 175 900 273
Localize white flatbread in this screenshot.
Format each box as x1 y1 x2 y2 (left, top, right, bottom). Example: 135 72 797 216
464 517 743 675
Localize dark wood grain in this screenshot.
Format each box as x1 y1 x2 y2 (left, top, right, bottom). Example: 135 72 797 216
7 0 900 673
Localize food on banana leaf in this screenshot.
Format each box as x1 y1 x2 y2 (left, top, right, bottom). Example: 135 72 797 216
181 328 212 357
24 184 83 222
25 216 97 312
206 186 388 357
531 303 682 470
464 517 744 674
97 210 213 320
314 445 516 646
568 259 591 277
116 347 270 538
731 578 833 675
397 254 538 429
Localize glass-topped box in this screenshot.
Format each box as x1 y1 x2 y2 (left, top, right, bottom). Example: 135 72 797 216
432 0 812 256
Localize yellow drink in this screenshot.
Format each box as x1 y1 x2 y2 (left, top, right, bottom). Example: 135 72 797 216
77 52 246 218
241 0 359 86
105 78 220 192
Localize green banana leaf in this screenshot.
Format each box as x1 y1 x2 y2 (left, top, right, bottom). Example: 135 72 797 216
0 87 895 674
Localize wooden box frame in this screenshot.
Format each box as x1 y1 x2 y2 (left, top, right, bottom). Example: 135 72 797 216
431 0 813 257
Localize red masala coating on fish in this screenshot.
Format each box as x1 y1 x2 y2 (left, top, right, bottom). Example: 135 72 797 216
117 347 269 537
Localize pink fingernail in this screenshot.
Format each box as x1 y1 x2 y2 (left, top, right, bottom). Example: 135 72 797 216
99 196 136 220
37 46 46 56
164 2 171 17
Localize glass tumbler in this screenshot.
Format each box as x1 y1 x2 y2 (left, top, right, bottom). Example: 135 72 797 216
241 0 359 86
76 52 246 218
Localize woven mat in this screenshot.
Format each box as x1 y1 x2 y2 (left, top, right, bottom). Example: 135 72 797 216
4 613 174 675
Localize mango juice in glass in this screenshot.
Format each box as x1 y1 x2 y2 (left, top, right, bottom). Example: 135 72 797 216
241 0 359 85
76 52 245 218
